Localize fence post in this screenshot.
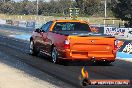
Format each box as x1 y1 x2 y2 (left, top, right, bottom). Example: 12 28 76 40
123 20 125 26
20 16 22 20
104 20 106 27
113 20 115 25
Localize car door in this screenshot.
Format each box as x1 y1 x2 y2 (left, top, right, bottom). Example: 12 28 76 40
33 28 43 49
40 21 53 53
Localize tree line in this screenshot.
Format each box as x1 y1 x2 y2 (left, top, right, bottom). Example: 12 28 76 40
0 0 132 27
0 0 113 17
111 0 132 27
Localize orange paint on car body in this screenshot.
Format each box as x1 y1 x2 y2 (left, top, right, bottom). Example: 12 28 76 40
31 20 117 63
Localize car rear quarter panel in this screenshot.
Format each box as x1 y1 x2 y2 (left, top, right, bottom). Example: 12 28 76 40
47 32 68 57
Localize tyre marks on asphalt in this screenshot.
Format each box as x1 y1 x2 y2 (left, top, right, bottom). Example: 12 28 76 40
0 51 74 88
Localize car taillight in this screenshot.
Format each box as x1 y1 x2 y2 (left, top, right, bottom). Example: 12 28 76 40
114 40 118 50
64 40 70 49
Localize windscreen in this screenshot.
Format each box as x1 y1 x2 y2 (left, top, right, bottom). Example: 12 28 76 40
53 22 91 32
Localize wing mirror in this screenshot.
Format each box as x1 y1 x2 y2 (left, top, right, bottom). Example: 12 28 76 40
35 28 41 33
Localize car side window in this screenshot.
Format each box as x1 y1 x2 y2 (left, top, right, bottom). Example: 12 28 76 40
41 21 53 32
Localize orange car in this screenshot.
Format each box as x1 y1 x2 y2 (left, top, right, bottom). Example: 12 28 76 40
30 20 117 64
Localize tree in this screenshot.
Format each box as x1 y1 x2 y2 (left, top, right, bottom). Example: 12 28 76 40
17 0 36 15
75 0 101 16
0 0 11 2
1 2 15 14
112 0 132 27
0 0 113 16
25 2 36 15
58 0 72 16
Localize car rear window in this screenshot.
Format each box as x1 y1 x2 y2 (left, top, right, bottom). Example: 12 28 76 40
53 22 91 32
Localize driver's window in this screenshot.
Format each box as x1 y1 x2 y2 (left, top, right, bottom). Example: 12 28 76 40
41 24 46 31
41 21 53 32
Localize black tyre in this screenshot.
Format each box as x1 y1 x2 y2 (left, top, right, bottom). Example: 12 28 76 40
51 47 59 64
29 41 39 56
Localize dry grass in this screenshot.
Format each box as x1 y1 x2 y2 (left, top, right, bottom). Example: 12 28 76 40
0 14 124 26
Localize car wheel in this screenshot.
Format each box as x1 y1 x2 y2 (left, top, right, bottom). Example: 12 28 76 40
30 41 39 56
51 47 59 64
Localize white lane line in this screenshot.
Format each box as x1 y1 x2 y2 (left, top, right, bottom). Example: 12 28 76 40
117 58 132 62
8 35 15 37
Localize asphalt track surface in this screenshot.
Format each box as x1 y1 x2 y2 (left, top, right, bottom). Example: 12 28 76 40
0 28 132 88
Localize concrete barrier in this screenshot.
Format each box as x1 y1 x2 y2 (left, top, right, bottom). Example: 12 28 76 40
0 19 6 24
26 21 35 28
19 21 27 27
12 21 19 26
104 27 128 38
0 24 34 33
6 19 13 25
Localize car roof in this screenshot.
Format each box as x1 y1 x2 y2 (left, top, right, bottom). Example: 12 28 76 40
53 20 89 24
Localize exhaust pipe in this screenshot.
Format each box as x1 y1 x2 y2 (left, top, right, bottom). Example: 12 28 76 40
91 57 96 63
103 59 106 62
101 59 107 62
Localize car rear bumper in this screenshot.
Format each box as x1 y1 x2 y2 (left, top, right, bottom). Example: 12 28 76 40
58 49 116 62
